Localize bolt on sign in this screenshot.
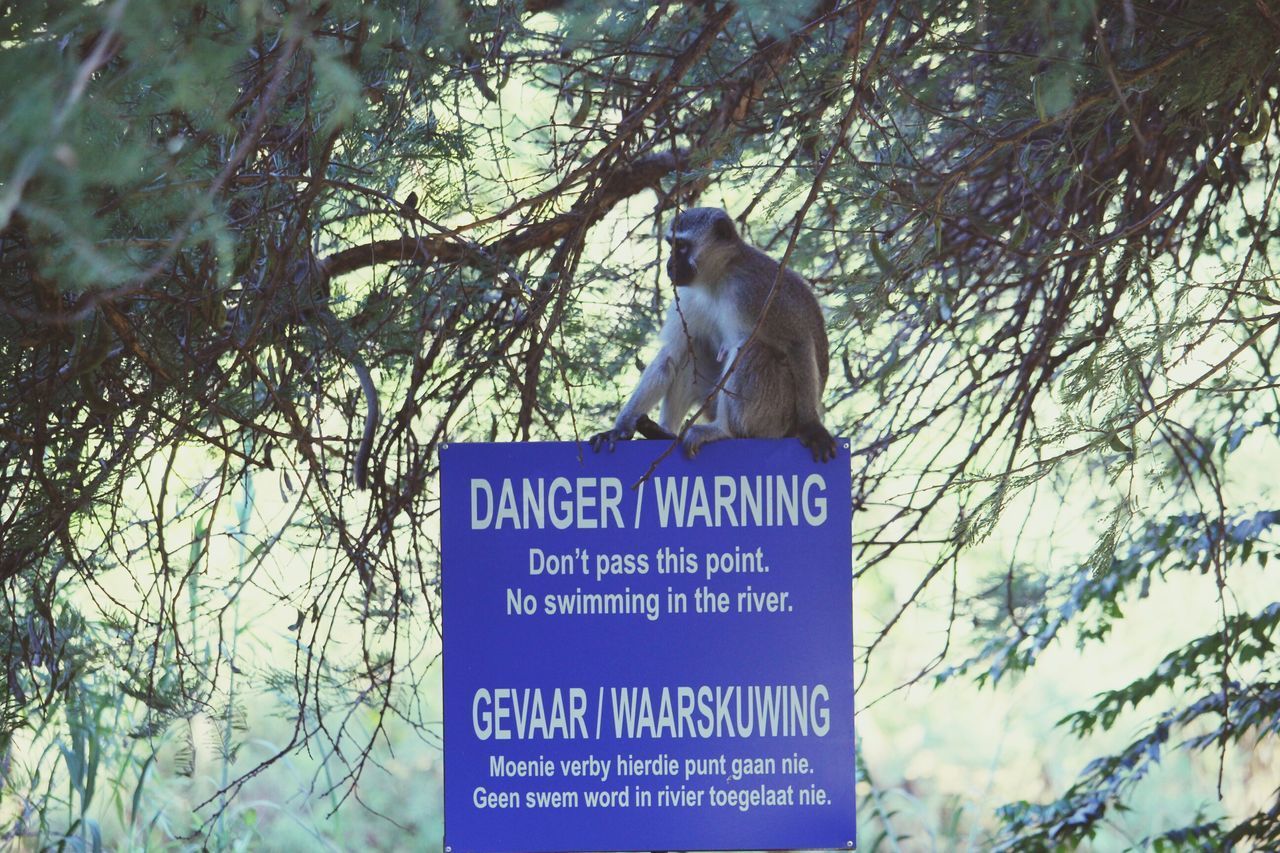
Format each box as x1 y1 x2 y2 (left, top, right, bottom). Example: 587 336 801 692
441 438 855 853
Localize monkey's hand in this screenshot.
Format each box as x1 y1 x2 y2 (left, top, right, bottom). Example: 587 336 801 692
590 416 676 451
796 421 838 462
589 426 633 452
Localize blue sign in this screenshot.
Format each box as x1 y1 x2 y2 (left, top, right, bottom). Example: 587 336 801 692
441 439 855 853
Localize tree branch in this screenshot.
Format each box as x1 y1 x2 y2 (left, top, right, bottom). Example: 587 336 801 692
320 151 687 280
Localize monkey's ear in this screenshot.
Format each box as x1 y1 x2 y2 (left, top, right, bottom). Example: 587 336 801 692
712 215 737 243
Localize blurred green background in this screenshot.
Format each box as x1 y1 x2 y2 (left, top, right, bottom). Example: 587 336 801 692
2 1 1279 850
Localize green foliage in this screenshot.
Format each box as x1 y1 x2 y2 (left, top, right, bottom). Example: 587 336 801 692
1 0 1279 847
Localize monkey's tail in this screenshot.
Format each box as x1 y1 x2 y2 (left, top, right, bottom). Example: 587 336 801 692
636 415 676 441
352 358 379 490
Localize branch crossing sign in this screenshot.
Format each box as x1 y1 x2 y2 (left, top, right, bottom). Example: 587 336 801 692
441 439 855 852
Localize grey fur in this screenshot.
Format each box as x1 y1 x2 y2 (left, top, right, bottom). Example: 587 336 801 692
592 207 836 461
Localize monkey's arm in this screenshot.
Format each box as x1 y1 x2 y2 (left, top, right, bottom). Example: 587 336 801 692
787 336 838 462
589 342 684 451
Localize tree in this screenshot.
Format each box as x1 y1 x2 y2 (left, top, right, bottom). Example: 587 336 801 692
1 0 1277 847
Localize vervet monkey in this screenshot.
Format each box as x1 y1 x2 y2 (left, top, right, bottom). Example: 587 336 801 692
590 207 836 462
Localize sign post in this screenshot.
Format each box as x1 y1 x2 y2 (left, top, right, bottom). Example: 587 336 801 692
441 438 855 852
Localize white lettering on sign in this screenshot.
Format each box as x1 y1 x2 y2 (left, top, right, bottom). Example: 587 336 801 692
472 688 590 740
611 684 831 739
469 474 828 530
470 478 625 530
652 474 827 528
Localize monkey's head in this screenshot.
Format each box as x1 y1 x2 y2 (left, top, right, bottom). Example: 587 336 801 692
665 207 740 287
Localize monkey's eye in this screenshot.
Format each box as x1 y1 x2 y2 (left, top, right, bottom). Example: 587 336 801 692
671 238 690 253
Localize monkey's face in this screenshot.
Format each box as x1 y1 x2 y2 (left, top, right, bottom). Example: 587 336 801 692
665 209 738 287
666 235 697 286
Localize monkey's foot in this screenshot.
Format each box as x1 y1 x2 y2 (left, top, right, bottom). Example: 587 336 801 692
796 421 838 462
681 424 728 459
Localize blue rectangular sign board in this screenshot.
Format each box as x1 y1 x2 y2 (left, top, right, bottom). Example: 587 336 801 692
441 438 855 852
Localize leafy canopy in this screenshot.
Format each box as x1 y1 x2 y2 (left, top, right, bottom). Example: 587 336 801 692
1 0 1279 847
